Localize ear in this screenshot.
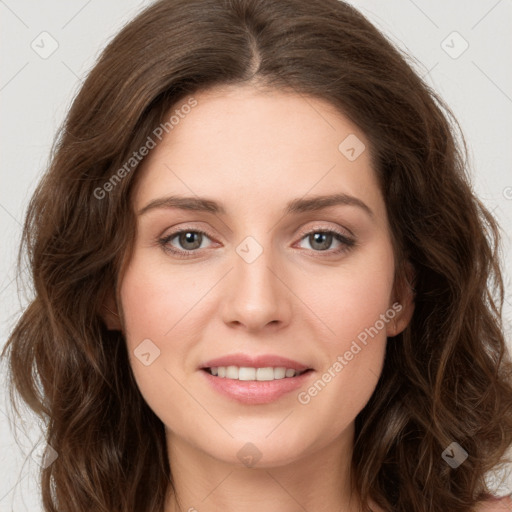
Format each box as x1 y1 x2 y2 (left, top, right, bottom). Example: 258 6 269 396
100 290 123 331
386 261 415 337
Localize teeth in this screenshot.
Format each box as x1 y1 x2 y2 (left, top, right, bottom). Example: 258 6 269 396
273 367 286 379
256 367 274 381
207 366 306 381
226 365 238 379
239 367 256 380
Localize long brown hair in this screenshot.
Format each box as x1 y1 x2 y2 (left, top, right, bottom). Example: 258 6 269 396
3 0 512 510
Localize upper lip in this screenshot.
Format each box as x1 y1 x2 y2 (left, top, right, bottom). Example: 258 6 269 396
200 353 312 371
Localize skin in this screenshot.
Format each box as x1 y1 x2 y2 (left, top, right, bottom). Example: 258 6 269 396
106 84 415 512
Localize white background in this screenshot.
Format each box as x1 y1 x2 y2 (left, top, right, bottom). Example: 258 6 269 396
1 0 511 509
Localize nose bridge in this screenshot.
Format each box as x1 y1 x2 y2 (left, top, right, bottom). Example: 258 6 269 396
221 233 291 330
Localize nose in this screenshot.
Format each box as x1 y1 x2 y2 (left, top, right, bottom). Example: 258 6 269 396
220 240 293 332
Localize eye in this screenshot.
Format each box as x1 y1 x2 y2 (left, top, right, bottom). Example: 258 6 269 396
296 228 355 256
158 229 214 258
158 226 356 259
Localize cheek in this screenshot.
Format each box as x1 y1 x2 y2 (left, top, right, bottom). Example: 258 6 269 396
118 252 202 397
119 256 212 440
306 236 396 346
293 239 395 421
120 250 205 344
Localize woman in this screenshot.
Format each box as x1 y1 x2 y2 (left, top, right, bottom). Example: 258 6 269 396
3 0 512 511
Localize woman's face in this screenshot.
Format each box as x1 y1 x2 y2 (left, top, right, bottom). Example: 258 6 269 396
116 84 413 467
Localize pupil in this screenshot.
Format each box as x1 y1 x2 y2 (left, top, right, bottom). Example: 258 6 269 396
181 232 201 249
312 232 331 251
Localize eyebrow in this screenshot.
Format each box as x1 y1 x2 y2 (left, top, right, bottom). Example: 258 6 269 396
137 193 374 218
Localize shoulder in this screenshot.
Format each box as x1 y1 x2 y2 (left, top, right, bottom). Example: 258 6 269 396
369 496 512 512
475 495 512 511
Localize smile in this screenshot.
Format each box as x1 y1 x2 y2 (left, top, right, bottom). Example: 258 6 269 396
204 366 310 381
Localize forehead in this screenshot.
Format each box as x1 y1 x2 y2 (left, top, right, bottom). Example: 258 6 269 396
132 85 385 221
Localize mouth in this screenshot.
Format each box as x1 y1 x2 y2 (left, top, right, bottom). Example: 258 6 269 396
202 366 313 381
199 354 315 404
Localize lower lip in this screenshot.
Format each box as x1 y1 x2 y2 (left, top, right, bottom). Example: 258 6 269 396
201 369 314 405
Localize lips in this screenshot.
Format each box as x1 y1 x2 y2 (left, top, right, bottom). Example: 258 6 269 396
200 353 312 372
199 353 315 404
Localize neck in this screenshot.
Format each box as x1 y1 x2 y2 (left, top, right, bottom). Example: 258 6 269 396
163 423 369 512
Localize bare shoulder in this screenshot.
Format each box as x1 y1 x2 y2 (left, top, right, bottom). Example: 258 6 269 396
368 496 512 512
474 496 512 511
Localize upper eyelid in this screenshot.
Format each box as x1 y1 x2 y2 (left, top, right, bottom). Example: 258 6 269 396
162 221 353 237
295 222 354 239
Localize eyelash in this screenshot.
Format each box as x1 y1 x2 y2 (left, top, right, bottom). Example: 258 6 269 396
157 226 356 259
